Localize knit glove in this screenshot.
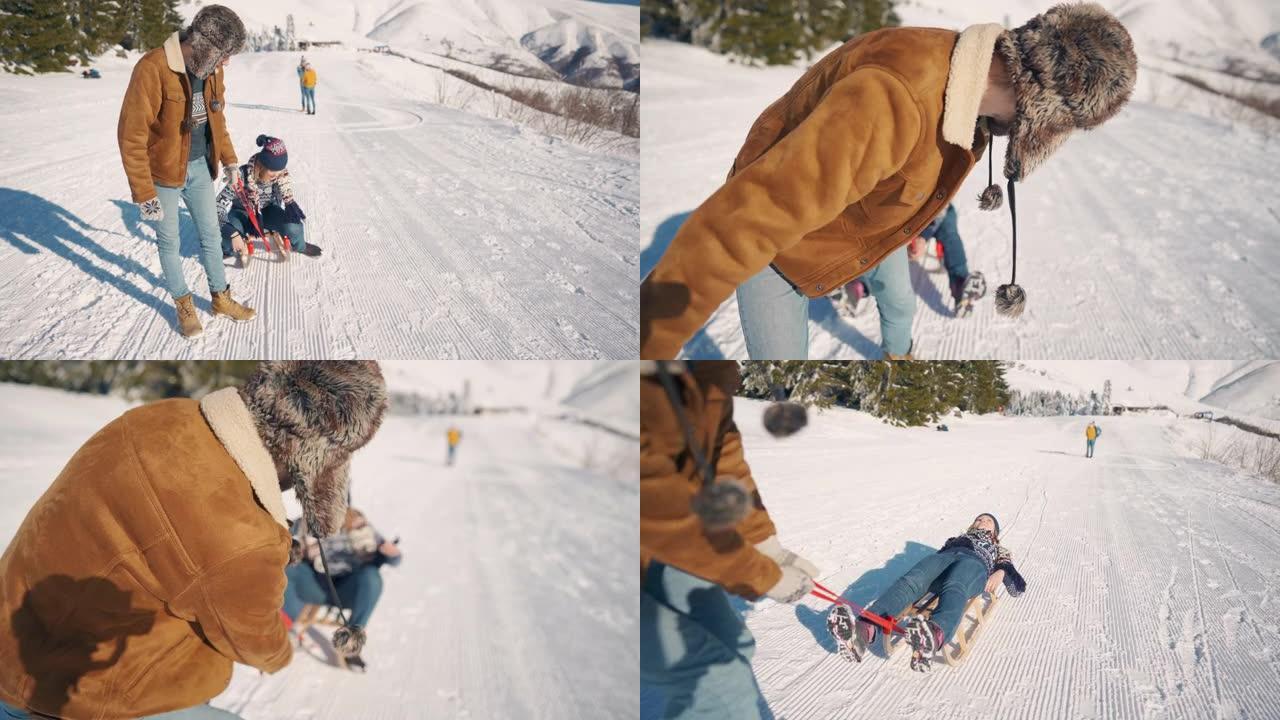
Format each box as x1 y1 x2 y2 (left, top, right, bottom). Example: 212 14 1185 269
139 197 163 222
755 535 819 578
223 165 242 192
284 201 307 224
764 564 814 604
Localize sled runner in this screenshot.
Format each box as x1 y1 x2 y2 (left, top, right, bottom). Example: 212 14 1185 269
293 604 353 670
882 590 999 666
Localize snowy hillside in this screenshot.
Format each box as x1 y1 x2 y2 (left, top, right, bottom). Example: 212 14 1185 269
641 26 1280 359
180 0 640 90
1006 360 1280 424
0 377 638 719
643 398 1280 719
0 45 639 359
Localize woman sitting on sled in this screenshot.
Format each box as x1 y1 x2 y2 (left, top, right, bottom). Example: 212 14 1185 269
827 513 1026 671
216 134 322 265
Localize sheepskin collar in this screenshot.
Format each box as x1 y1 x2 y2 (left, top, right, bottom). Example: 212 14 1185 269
199 387 289 529
163 32 185 74
941 23 1005 148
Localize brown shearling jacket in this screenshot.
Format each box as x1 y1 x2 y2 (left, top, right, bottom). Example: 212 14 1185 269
640 24 1006 359
0 388 293 719
118 32 239 204
641 361 782 599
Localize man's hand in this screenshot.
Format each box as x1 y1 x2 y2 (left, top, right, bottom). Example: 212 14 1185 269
139 197 163 222
907 235 926 262
755 535 819 578
764 564 814 604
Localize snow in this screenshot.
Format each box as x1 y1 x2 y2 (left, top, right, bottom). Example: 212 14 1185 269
0 373 638 719
641 2 1280 360
642 397 1280 719
0 46 638 358
177 0 639 89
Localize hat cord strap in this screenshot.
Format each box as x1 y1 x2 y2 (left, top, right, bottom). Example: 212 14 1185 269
1007 177 1017 285
313 533 356 631
654 365 715 491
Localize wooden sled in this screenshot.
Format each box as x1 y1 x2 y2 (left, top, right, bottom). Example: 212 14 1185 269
294 604 349 670
882 590 999 666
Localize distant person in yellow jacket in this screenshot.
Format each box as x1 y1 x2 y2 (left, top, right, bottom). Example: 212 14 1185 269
300 62 317 115
446 426 461 466
1085 420 1101 459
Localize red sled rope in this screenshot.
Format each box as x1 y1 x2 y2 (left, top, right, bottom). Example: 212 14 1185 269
810 580 906 635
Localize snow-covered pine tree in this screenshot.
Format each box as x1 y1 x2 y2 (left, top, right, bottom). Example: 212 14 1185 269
1102 380 1112 416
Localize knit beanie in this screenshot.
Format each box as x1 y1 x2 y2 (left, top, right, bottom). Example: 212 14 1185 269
255 134 288 172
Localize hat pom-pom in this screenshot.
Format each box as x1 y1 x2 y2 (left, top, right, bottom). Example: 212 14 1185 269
690 477 752 532
762 401 807 438
978 184 1003 211
994 283 1026 317
333 625 366 655
256 134 269 147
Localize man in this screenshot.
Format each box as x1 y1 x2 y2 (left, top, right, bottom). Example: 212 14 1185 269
118 4 257 339
1086 420 1101 458
641 361 817 718
0 362 388 719
640 3 1137 359
301 62 318 115
446 425 462 466
297 55 308 111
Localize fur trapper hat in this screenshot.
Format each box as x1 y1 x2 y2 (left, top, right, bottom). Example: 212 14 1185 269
995 2 1136 182
239 362 388 538
186 5 247 78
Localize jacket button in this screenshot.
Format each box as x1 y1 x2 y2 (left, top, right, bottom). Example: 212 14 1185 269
815 284 824 292
902 228 910 235
859 258 868 266
935 191 945 200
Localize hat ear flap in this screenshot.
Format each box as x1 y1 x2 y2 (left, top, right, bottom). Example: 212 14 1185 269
289 439 350 538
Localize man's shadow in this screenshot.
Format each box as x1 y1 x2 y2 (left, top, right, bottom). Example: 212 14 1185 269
641 211 689 281
0 188 204 321
909 260 951 317
229 101 306 114
11 575 155 715
794 541 937 658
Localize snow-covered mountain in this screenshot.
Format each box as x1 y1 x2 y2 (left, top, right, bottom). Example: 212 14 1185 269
180 0 639 89
380 360 631 415
1005 361 1280 421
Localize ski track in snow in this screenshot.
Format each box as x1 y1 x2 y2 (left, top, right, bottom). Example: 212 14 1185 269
641 41 1280 360
0 49 639 358
640 402 1280 720
0 385 639 719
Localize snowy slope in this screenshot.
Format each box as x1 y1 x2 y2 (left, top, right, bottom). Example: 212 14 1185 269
1006 361 1280 426
179 0 640 89
642 398 1280 719
380 360 609 411
0 379 638 719
641 36 1280 359
0 49 639 359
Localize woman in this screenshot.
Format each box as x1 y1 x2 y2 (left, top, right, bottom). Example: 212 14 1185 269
217 134 321 264
284 508 401 671
117 4 256 339
827 513 1026 671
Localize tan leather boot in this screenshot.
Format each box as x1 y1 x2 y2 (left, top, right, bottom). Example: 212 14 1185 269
174 293 203 338
885 340 914 361
211 285 256 322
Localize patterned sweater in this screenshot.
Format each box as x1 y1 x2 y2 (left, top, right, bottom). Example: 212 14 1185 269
290 518 402 578
939 528 1027 596
215 157 303 230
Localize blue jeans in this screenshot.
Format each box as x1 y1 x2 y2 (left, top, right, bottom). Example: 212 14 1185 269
920 204 969 284
867 548 988 642
283 563 383 628
640 562 765 720
302 87 315 113
221 204 308 253
1087 439 1096 458
152 158 228 298
447 444 456 466
738 246 913 358
1 699 241 719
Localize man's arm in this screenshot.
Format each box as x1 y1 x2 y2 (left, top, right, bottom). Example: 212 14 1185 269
173 542 293 672
117 60 163 203
640 67 923 358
